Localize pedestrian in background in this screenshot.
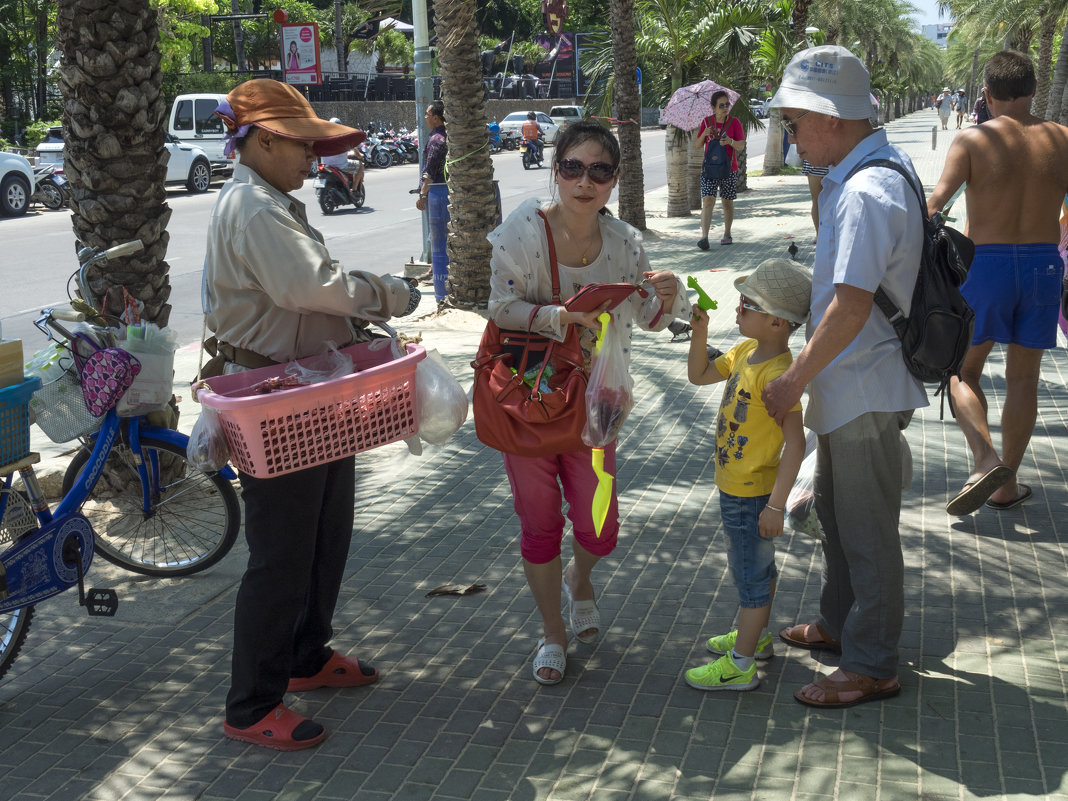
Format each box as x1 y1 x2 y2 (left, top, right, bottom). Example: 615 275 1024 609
694 90 746 249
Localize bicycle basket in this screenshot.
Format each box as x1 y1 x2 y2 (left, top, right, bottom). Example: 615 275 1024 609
197 340 425 478
29 366 102 443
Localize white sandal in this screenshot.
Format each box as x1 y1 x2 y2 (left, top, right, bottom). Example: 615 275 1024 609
533 638 566 685
563 579 600 644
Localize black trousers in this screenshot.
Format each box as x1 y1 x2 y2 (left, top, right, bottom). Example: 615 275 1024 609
225 456 356 728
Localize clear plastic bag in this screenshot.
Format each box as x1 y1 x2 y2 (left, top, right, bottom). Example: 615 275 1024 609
582 313 633 448
786 430 914 540
284 340 354 384
416 349 468 445
786 432 822 539
187 406 230 472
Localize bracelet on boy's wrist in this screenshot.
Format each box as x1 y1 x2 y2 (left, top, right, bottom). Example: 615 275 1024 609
765 504 785 513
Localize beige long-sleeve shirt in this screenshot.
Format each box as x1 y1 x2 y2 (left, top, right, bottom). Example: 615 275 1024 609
205 163 411 363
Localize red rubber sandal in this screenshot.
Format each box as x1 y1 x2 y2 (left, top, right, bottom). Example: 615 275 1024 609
287 651 379 692
223 705 325 751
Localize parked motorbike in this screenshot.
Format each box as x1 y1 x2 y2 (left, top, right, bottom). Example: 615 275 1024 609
487 122 503 154
500 130 519 151
314 163 365 214
363 134 394 169
31 164 68 210
520 137 544 170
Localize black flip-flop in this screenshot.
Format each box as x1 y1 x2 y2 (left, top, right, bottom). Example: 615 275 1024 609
946 464 1013 515
985 484 1032 510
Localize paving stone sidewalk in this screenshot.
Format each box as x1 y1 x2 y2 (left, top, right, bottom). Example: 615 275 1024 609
2 109 1066 801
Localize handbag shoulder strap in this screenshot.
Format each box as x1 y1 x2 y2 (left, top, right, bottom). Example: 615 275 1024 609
536 208 562 304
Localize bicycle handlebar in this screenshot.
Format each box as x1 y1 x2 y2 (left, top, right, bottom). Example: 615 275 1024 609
102 240 144 261
50 309 86 323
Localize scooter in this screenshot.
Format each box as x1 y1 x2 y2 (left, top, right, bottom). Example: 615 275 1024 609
500 130 519 151
313 163 365 214
520 136 544 170
487 122 503 154
31 164 68 210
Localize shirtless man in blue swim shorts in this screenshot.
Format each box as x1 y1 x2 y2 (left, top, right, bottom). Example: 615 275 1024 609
928 50 1068 515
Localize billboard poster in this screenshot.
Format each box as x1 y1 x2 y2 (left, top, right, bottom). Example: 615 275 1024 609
533 32 575 97
282 23 322 85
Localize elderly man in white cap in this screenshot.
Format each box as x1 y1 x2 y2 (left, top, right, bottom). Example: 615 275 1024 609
761 46 927 708
205 79 421 750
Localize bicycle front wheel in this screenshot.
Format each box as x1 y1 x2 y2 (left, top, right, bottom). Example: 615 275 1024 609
61 437 240 577
0 606 33 682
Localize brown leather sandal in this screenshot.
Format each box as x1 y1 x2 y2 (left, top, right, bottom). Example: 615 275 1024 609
793 671 901 708
778 622 842 653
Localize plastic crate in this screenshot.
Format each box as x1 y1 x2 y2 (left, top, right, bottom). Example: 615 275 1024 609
197 340 425 478
0 376 42 467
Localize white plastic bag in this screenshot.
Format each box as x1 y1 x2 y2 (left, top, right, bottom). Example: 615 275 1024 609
117 322 180 416
187 406 230 472
416 349 468 445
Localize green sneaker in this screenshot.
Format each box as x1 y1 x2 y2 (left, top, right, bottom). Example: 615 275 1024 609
705 629 774 660
684 653 759 692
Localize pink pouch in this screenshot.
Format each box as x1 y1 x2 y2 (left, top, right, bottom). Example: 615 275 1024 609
80 347 142 417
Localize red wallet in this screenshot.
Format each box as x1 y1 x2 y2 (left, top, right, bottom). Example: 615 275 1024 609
564 282 648 313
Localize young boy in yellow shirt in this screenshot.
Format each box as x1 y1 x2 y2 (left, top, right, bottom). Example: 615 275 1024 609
684 258 811 690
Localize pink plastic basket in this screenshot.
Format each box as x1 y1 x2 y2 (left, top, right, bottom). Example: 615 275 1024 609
197 341 425 478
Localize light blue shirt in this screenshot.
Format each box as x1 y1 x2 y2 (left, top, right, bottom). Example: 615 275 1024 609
806 128 929 434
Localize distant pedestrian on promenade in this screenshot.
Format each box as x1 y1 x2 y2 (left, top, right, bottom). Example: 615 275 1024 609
762 45 927 708
955 89 968 128
973 94 991 124
695 90 746 248
486 121 688 685
937 87 953 130
928 50 1068 514
683 258 810 692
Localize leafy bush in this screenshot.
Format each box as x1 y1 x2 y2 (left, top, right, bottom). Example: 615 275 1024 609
24 120 63 150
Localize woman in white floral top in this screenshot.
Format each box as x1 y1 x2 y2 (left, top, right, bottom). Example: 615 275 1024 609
487 121 690 685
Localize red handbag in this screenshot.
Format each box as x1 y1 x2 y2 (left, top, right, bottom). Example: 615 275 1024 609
472 211 589 457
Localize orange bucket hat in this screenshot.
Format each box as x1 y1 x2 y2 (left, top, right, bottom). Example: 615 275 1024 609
215 79 366 157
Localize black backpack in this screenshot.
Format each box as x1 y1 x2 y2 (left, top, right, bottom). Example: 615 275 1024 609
844 158 976 412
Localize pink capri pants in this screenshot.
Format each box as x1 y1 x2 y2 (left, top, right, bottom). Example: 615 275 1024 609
502 444 620 564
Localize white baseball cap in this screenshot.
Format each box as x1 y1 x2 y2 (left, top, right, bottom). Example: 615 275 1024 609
770 46 873 120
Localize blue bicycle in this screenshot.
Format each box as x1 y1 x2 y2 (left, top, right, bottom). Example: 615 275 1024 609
0 242 240 681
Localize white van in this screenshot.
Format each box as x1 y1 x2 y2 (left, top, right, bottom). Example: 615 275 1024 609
168 93 233 175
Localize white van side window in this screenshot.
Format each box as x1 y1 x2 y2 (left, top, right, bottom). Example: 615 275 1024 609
174 99 194 132
196 99 224 135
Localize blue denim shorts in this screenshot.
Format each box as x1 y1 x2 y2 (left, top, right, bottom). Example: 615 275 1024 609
720 492 778 608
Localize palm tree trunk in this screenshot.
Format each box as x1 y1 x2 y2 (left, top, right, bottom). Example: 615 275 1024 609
762 109 786 175
665 127 691 217
1046 17 1068 121
687 136 702 211
1033 8 1056 119
609 0 645 230
433 0 496 309
56 0 172 325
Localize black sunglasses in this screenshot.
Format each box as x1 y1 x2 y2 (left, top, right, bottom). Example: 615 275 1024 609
556 158 618 185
